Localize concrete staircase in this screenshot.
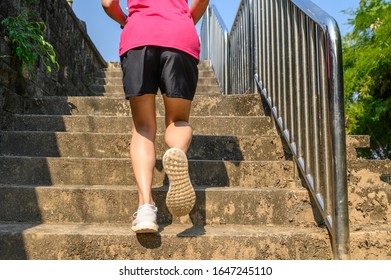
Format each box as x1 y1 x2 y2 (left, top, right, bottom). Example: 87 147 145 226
0 61 390 259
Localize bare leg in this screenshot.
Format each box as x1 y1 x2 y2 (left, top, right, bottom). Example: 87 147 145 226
163 95 193 151
129 94 157 207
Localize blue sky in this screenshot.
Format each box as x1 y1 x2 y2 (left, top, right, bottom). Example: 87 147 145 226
73 0 360 62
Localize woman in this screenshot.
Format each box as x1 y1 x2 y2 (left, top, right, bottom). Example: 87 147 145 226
101 0 209 233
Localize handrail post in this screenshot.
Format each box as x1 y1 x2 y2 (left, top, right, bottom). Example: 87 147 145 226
224 30 229 94
206 7 211 62
327 20 350 259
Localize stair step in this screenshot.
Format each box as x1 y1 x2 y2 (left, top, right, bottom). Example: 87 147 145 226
348 160 391 187
0 223 331 260
0 157 296 187
198 69 216 78
349 224 391 259
347 159 391 226
6 115 275 136
0 185 315 226
24 94 265 116
348 184 391 226
0 132 286 160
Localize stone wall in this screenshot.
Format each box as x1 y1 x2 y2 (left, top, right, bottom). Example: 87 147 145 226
0 0 107 125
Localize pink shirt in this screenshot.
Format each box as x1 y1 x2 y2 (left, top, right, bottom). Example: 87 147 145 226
119 0 200 59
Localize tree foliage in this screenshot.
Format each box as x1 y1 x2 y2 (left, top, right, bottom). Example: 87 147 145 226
343 0 391 159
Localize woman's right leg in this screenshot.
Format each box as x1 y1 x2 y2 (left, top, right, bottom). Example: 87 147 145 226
162 95 195 217
163 95 193 152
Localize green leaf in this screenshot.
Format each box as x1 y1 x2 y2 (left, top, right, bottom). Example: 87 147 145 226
1 7 60 76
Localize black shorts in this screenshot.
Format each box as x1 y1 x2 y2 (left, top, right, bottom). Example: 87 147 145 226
120 46 199 101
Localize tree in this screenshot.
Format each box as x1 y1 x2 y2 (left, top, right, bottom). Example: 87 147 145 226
343 0 391 159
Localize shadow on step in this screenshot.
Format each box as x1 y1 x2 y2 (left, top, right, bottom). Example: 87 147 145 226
259 93 327 230
0 159 58 260
0 98 67 259
136 234 162 249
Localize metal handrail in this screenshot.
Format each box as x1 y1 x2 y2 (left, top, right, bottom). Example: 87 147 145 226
200 0 350 260
200 6 229 93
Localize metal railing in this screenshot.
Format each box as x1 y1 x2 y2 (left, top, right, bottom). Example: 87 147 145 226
200 6 229 93
200 0 350 260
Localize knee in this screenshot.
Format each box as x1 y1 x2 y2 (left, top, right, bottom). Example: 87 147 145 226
133 122 157 140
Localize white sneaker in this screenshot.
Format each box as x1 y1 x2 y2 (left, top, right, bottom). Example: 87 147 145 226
131 204 159 233
163 148 196 217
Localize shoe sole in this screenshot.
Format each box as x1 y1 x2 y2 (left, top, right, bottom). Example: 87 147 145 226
163 148 196 217
131 222 159 234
